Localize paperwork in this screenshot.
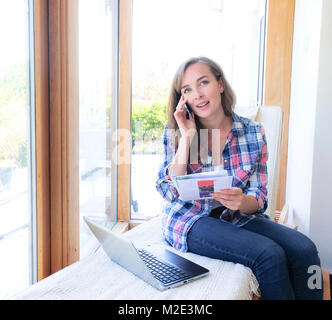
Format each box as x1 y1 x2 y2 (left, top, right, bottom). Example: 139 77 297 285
173 170 233 201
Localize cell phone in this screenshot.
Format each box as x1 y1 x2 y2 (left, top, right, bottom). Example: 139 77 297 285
184 103 192 119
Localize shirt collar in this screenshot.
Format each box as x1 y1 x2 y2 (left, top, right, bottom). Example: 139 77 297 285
230 112 246 137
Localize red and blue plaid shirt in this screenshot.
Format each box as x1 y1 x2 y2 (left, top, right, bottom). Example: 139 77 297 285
156 113 269 252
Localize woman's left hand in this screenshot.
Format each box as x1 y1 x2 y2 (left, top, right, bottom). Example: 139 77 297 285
211 187 244 211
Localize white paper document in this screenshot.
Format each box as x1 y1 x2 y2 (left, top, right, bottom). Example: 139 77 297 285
173 170 233 201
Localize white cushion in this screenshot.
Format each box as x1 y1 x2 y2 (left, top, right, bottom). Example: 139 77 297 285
235 105 282 219
255 106 282 220
234 106 259 120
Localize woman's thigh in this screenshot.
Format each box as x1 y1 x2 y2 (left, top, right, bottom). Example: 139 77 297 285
242 216 322 299
242 217 320 266
187 216 285 269
187 216 297 299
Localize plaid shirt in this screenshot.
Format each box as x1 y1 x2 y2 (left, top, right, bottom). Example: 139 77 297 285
156 113 269 252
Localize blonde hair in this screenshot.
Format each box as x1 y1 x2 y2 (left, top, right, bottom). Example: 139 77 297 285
167 56 236 130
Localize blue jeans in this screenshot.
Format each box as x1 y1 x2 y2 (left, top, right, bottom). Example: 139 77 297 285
187 215 323 300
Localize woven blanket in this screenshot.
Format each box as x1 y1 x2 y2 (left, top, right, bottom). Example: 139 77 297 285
12 216 260 300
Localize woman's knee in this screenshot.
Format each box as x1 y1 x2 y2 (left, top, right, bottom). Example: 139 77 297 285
253 243 295 299
253 241 288 275
291 234 320 266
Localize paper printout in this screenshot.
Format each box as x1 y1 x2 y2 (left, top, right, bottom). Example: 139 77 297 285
174 171 233 201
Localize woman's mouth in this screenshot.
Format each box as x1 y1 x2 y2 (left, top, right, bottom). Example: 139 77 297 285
196 101 210 110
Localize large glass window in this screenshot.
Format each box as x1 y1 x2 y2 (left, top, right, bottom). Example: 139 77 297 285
0 0 36 298
131 0 266 219
79 0 118 259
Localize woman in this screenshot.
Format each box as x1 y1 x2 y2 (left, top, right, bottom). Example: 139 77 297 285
156 56 322 300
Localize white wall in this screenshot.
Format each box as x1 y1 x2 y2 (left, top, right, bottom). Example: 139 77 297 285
309 0 332 272
286 0 332 271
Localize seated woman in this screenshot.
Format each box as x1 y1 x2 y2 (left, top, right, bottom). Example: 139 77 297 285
156 56 322 300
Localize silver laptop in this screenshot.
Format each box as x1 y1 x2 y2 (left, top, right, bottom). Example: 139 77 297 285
84 217 209 291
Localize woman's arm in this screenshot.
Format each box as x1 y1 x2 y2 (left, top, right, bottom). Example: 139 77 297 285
211 124 268 215
169 133 195 178
211 188 259 214
155 126 180 202
169 95 196 178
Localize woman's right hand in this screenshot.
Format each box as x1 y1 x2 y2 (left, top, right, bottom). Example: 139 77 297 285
173 95 196 139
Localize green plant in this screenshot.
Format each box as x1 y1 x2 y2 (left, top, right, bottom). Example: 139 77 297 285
132 99 167 143
0 62 27 167
0 63 27 107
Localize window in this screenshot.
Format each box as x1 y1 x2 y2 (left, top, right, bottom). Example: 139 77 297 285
0 0 37 298
79 0 119 259
131 0 267 219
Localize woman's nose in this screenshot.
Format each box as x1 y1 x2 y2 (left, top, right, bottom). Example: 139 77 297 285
192 88 203 100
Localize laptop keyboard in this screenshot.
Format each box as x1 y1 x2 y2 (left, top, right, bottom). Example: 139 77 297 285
138 249 191 285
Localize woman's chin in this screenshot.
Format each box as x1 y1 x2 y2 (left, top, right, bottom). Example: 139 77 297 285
196 109 213 119
196 107 225 122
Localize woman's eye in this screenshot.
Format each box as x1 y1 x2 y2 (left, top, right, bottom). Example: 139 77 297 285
183 88 191 94
200 80 208 86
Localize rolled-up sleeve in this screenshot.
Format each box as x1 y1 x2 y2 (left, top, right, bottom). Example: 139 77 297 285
244 125 268 214
155 126 180 202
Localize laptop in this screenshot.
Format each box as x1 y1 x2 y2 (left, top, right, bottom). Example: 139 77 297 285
83 217 209 291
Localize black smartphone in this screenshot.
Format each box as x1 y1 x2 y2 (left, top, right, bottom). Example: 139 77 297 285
184 103 192 119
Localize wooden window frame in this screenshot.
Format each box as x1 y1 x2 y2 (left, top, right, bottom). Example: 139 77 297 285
48 0 79 274
118 0 132 222
264 0 295 211
33 0 295 281
34 0 79 279
34 0 50 281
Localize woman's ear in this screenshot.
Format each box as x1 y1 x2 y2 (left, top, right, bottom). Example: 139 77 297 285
218 79 224 93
